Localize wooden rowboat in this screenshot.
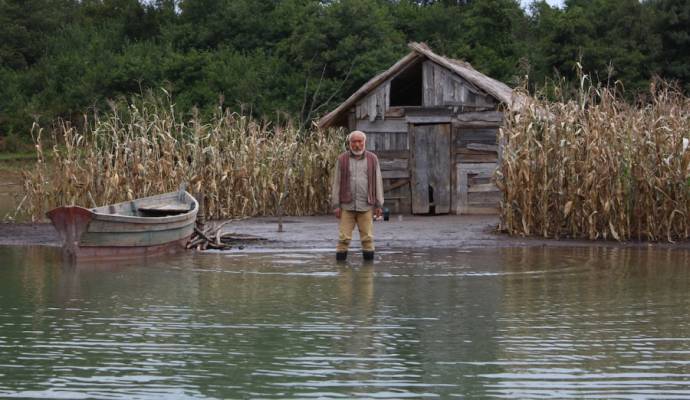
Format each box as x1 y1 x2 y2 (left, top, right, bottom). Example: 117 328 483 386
47 190 198 259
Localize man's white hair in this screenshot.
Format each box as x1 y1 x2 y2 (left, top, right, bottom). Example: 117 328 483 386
347 130 366 142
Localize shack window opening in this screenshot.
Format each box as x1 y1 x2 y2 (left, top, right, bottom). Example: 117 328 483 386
390 62 422 106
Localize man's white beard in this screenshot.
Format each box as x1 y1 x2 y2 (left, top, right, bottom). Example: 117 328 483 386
351 149 364 156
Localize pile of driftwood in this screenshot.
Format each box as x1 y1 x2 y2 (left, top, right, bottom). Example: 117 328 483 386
186 219 266 250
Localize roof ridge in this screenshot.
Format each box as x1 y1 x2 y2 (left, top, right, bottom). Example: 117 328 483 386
317 42 524 129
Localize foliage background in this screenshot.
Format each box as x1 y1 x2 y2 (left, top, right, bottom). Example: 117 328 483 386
1 0 688 144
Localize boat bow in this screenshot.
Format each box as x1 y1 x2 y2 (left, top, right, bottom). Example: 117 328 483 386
46 206 94 256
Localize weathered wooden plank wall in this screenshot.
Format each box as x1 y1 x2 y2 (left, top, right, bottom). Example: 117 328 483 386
379 147 411 213
422 61 497 110
454 162 500 214
410 124 451 214
357 118 407 133
410 124 430 213
430 125 451 213
451 111 502 214
348 59 507 215
356 82 391 121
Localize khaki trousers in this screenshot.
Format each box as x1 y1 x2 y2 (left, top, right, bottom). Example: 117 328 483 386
337 209 374 252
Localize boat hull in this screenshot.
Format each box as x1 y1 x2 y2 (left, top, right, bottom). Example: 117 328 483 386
64 236 192 259
47 191 198 260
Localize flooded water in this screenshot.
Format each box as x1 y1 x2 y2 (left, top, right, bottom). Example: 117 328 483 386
1 245 689 399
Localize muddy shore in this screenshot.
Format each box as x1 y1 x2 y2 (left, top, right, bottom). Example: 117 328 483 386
2 215 690 251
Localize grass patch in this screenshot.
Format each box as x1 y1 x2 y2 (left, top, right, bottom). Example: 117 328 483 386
0 152 37 162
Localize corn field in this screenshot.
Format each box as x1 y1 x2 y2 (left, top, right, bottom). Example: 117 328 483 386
22 95 344 221
497 81 690 242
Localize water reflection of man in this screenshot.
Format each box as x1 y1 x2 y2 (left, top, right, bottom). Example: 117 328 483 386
335 264 375 362
331 130 384 262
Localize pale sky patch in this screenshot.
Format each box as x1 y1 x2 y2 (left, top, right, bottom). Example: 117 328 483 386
520 0 565 9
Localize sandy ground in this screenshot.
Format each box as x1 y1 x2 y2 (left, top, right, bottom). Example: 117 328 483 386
5 214 689 251
220 215 690 251
224 215 504 250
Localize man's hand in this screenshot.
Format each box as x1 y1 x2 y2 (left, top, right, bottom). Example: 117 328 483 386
334 208 341 219
375 208 383 219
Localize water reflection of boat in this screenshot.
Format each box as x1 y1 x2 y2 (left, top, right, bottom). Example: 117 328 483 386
46 190 198 260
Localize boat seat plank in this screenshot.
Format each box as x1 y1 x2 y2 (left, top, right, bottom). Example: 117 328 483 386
138 204 190 212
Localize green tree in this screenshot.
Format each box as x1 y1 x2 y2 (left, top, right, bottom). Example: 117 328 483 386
277 0 406 122
0 0 77 69
652 0 690 92
456 0 528 83
531 0 660 92
390 0 530 84
77 0 165 41
2 0 689 142
390 1 466 53
172 0 280 51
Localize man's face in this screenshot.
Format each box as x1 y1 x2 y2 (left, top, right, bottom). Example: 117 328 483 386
349 134 365 155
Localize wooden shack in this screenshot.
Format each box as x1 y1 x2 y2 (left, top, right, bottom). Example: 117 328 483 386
318 42 525 215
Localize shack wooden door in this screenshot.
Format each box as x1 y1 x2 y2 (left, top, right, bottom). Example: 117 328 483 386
410 123 451 214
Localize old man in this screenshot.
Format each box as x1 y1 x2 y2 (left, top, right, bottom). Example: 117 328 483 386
331 130 384 261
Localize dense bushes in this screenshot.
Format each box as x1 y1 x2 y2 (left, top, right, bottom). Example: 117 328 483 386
1 0 688 142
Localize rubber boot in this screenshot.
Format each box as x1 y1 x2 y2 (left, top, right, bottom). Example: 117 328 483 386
363 250 375 261
336 251 347 262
